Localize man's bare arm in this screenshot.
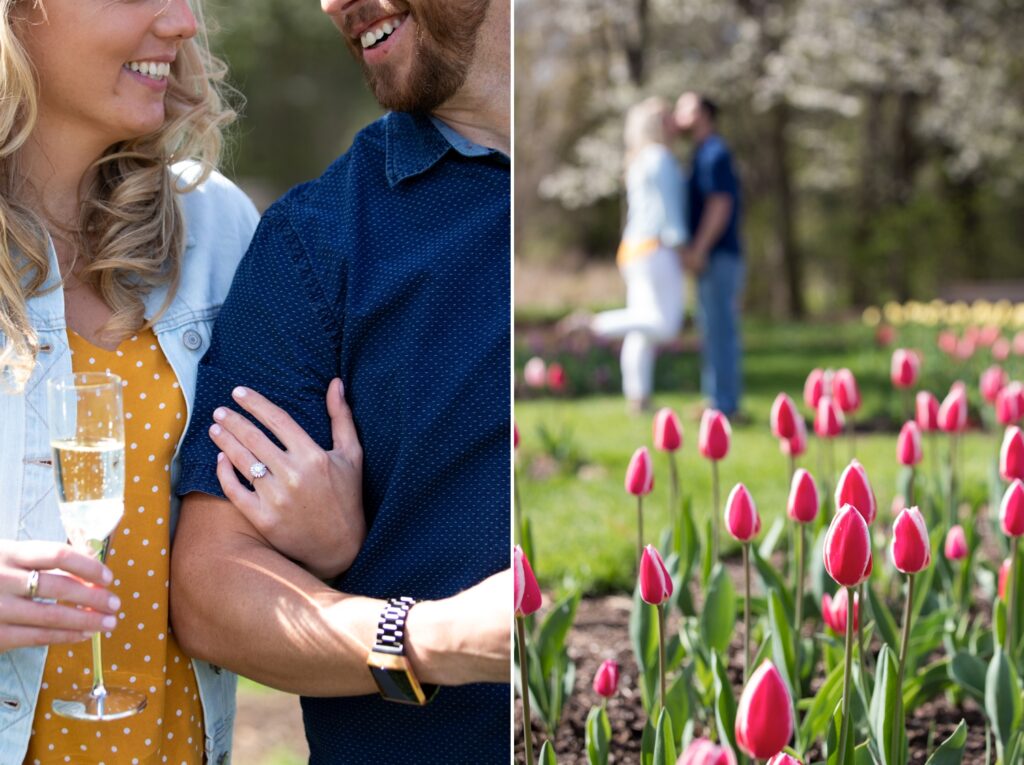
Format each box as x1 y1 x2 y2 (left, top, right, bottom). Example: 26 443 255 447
170 492 510 696
686 193 733 272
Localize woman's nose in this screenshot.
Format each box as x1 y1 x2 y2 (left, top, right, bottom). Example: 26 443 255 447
155 0 198 41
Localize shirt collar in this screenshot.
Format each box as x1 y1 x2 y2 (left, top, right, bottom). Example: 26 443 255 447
384 111 507 187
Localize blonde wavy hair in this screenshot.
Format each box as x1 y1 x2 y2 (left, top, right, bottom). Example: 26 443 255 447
623 96 669 169
0 0 235 390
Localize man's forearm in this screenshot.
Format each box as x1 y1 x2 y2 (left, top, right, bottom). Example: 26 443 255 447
692 194 733 257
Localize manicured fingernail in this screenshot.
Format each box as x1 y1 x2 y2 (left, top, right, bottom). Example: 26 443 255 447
108 596 121 611
233 387 247 398
102 616 117 629
338 379 345 399
210 424 222 436
101 567 113 584
82 631 95 640
213 407 226 421
217 452 225 462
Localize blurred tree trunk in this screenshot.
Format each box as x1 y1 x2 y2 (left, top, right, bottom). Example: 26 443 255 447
769 101 805 318
945 172 986 278
851 92 884 307
890 91 920 301
623 0 650 86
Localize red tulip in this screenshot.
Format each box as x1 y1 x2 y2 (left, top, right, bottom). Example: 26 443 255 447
891 506 931 574
514 545 542 616
821 588 859 634
699 409 731 460
787 468 819 524
625 446 654 496
938 384 968 433
514 421 520 449
915 391 940 432
999 479 1024 537
997 383 1022 426
804 368 825 410
814 395 843 438
770 393 799 440
592 659 619 698
677 738 737 765
981 365 1007 404
835 459 877 525
938 330 958 355
780 415 807 458
876 324 896 347
547 362 567 392
993 338 1011 362
832 368 860 413
725 483 761 542
890 349 919 389
766 755 803 765
897 421 923 466
639 544 673 605
824 504 873 587
735 660 794 759
653 407 683 452
999 558 1011 600
944 525 968 561
1000 427 1024 482
523 356 546 388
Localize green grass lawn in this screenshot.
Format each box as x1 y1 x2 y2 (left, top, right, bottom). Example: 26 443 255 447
515 321 1004 595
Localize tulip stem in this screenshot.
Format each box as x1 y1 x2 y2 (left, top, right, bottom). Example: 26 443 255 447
637 496 644 575
948 434 958 528
657 604 667 711
514 465 529 561
711 460 720 563
1007 539 1019 655
838 586 855 765
927 430 938 488
743 542 751 683
795 523 806 685
668 452 679 553
516 617 535 765
907 466 915 510
893 574 915 765
848 415 856 461
857 582 866 679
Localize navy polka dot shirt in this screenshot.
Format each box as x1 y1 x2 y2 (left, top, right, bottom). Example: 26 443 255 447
177 111 510 763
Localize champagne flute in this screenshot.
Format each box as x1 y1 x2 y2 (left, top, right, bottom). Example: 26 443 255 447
46 371 147 721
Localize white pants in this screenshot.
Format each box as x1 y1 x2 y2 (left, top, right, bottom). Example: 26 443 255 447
592 247 685 402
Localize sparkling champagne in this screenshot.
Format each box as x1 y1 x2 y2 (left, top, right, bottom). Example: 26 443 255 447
50 439 125 548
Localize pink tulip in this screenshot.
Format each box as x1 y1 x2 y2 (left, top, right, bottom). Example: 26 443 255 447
677 738 737 765
897 421 923 466
780 416 807 458
997 383 1023 426
523 356 547 388
592 659 619 698
514 422 520 449
876 325 896 347
938 330 958 355
699 409 731 461
833 368 860 413
787 468 819 524
653 407 683 452
890 349 919 389
1000 479 1024 537
821 588 859 634
514 545 542 616
766 755 803 765
725 483 761 542
735 660 794 759
804 368 825 410
916 391 940 432
1000 427 1024 482
938 384 968 433
981 365 1007 404
770 393 799 440
1014 331 1024 356
639 544 673 605
980 325 1000 347
824 504 873 587
625 446 654 496
547 362 567 392
999 558 1011 600
891 506 931 574
993 338 1011 362
815 395 843 438
944 525 968 561
835 460 877 525
956 337 976 361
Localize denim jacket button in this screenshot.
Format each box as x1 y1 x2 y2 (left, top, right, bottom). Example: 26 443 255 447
183 329 203 351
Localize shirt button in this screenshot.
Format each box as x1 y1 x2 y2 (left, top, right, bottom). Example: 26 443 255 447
183 329 203 351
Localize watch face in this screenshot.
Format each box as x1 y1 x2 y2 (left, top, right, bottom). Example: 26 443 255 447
370 665 422 704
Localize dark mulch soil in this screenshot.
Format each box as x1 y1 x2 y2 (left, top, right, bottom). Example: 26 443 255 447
516 594 993 764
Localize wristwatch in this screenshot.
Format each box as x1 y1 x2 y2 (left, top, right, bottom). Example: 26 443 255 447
367 596 439 705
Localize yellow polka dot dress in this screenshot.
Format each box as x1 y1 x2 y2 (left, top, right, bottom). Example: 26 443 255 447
27 329 205 765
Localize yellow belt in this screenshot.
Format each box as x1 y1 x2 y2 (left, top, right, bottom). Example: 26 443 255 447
616 237 660 268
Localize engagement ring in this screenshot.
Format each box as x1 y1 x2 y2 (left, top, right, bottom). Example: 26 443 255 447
249 461 269 480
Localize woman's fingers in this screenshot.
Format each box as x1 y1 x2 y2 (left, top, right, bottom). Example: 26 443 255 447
0 593 118 634
5 541 112 588
31 571 120 614
326 378 361 459
0 625 94 650
229 386 318 454
215 452 262 525
211 406 285 474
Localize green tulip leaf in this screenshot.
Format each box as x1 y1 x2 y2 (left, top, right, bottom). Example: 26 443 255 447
538 739 558 765
868 645 901 765
701 564 737 656
866 583 900 654
949 651 986 704
984 647 1022 761
629 585 660 713
993 598 1007 651
800 659 844 746
712 649 738 755
585 706 611 765
924 718 967 765
664 668 691 753
537 591 580 678
641 717 656 765
768 588 798 703
653 707 678 765
752 544 794 621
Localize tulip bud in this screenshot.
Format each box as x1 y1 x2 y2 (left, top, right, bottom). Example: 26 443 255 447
993 338 1011 362
592 659 619 698
814 395 843 438
835 460 877 525
999 479 1024 538
890 349 919 389
896 421 923 467
625 446 654 496
787 468 819 524
937 330 957 355
1000 427 1024 482
547 362 567 392
735 660 794 759
639 544 673 605
653 407 683 452
766 755 804 765
780 416 807 458
725 483 761 542
981 365 1008 404
833 368 860 413
938 385 968 433
804 368 825 410
944 525 968 561
514 545 542 616
523 356 547 388
956 337 976 361
891 506 931 574
980 326 1000 347
699 409 731 461
915 391 939 432
677 738 737 765
824 504 873 587
996 383 1022 426
821 588 859 635
770 393 798 440
998 558 1011 600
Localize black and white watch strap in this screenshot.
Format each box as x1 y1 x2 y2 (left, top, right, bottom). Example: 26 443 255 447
374 596 417 655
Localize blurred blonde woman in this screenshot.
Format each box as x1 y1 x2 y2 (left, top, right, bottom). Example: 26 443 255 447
584 97 688 411
0 0 257 761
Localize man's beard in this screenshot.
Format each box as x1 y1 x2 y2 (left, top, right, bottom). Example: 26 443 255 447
356 1 490 113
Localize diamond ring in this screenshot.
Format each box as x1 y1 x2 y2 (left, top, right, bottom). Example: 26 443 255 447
25 569 40 599
249 461 269 480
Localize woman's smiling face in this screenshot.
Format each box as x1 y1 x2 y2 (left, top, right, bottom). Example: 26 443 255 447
17 0 198 150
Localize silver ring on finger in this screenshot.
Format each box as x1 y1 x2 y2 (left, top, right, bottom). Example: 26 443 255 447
25 569 40 600
249 461 269 480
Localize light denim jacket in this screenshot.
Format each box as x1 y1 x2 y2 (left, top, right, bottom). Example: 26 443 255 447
622 143 688 248
0 162 258 764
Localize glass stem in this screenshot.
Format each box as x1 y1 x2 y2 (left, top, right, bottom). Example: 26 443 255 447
87 537 110 698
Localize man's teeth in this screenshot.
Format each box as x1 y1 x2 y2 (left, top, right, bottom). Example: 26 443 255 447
360 17 403 49
125 61 171 80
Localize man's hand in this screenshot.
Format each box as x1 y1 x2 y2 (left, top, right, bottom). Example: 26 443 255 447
681 244 708 275
208 378 365 579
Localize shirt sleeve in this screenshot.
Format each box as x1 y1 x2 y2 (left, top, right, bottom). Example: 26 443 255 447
651 151 688 249
697 146 736 197
176 205 340 499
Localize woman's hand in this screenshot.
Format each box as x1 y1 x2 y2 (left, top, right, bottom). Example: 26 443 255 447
0 540 119 652
209 378 365 580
